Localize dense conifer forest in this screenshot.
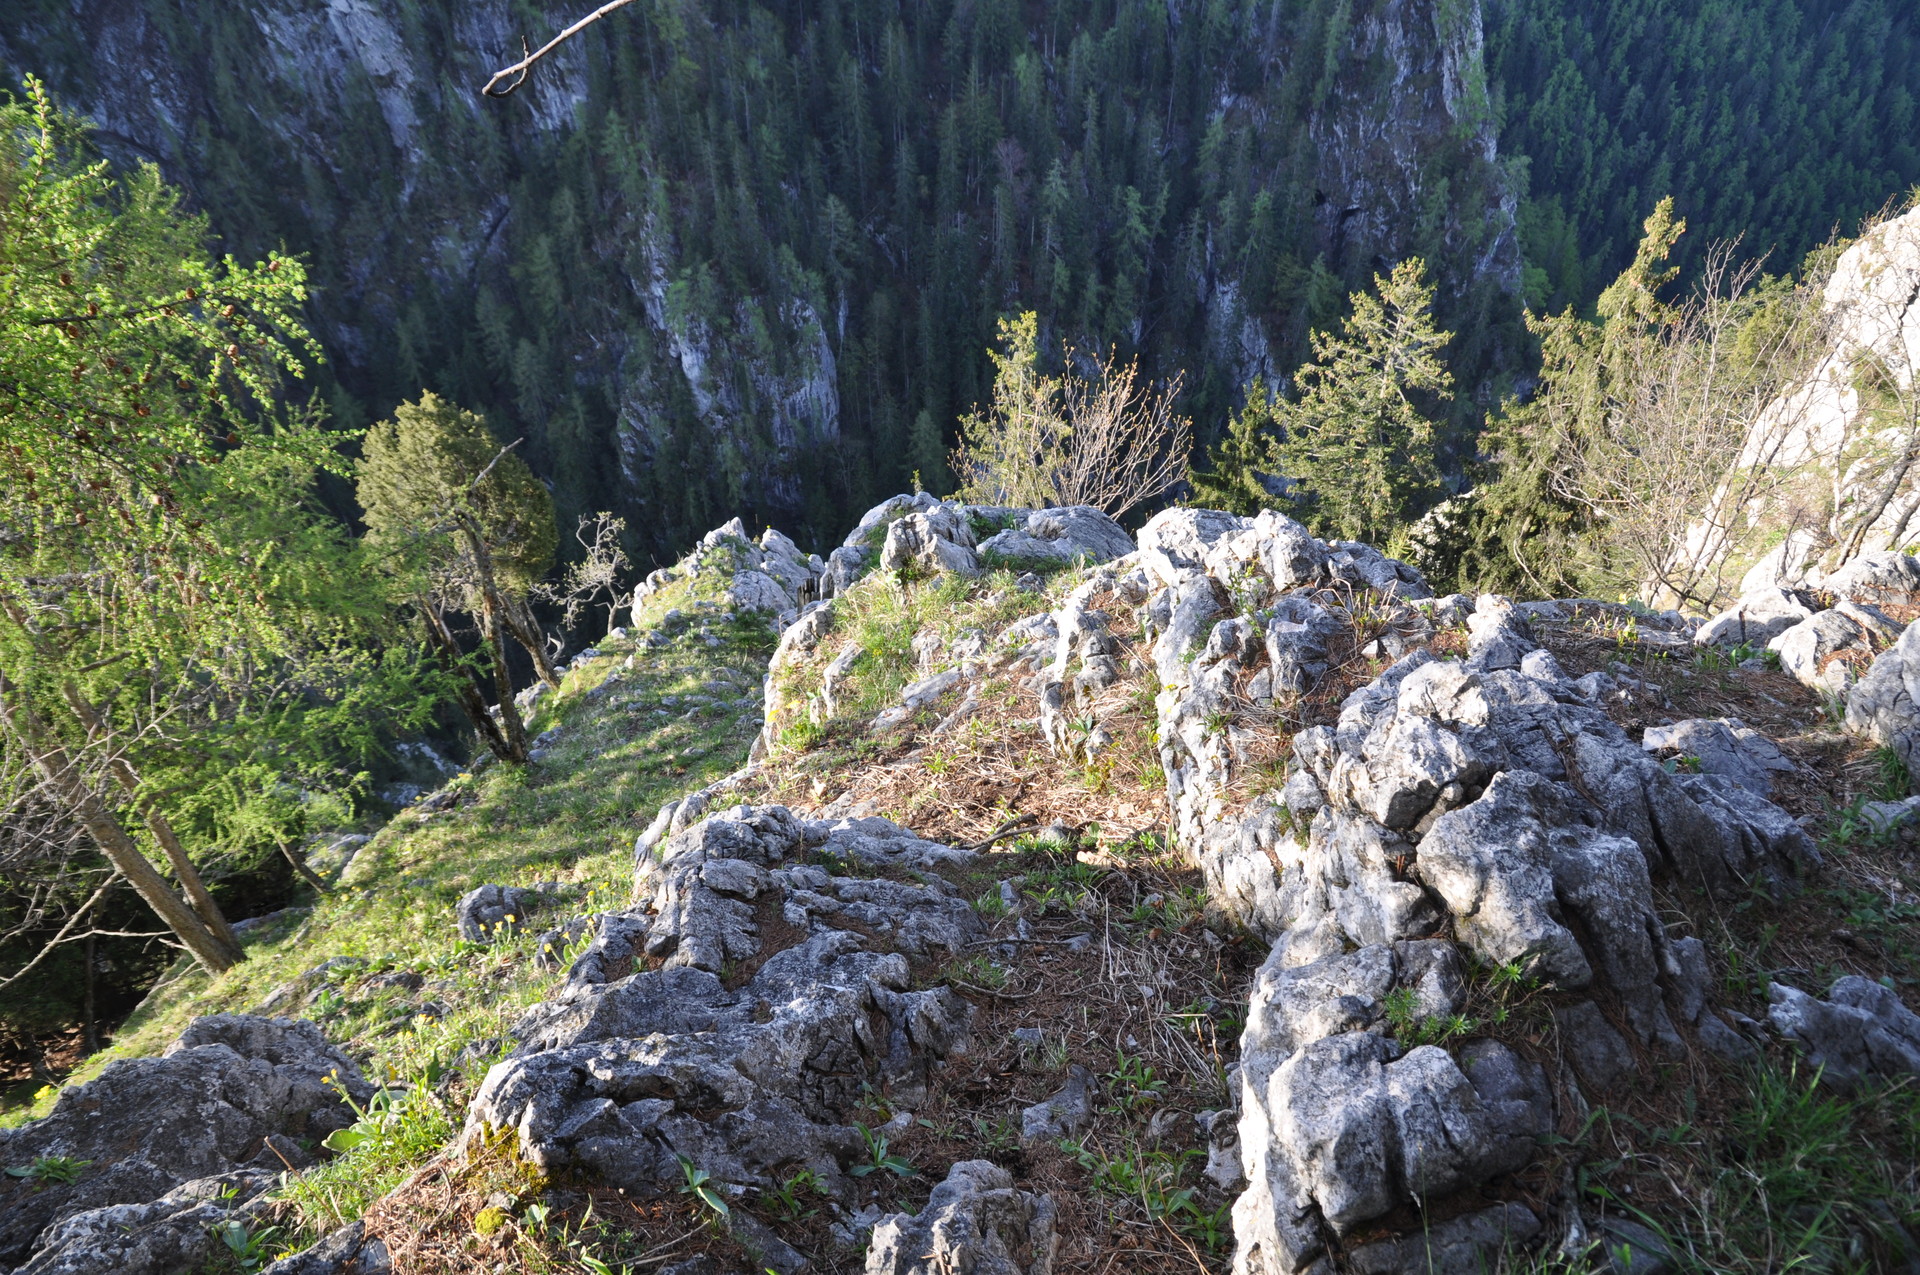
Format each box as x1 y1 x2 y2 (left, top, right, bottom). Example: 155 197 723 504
6 0 1915 562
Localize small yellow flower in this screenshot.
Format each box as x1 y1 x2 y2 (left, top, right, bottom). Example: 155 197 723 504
504 914 516 924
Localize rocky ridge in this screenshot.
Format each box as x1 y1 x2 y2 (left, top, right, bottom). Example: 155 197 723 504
8 498 1920 1274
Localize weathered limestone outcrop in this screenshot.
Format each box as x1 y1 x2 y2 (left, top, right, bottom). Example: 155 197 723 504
1846 618 1920 789
0 1016 370 1274
864 1160 1057 1275
1122 556 1819 1273
759 496 1135 755
1675 205 1920 598
464 805 980 1211
631 517 826 631
1768 976 1920 1089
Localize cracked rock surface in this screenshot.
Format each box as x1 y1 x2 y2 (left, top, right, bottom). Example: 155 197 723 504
465 805 981 1205
1212 596 1817 1272
0 1015 369 1273
864 1160 1057 1275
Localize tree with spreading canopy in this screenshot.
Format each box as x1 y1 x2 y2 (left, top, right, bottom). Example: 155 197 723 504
0 79 438 979
356 392 562 763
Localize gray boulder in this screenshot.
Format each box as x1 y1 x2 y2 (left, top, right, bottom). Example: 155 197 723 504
976 506 1134 567
456 883 543 944
1768 977 1920 1088
1344 1202 1542 1274
1020 1065 1096 1143
259 1222 391 1275
1694 587 1819 648
468 805 980 1205
1641 718 1796 797
17 1170 279 1275
865 1161 1056 1275
0 1016 368 1270
880 506 982 577
1770 608 1873 691
1846 619 1920 787
1821 549 1920 604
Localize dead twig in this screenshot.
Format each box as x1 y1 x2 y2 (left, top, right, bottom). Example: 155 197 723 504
480 0 642 97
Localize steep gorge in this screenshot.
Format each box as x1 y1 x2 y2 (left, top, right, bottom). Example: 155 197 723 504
0 0 1523 561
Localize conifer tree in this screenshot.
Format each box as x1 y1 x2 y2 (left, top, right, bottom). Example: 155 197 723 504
1190 261 1453 548
357 393 560 763
0 80 427 976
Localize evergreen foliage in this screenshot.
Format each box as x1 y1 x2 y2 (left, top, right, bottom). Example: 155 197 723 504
950 312 1191 519
0 82 441 985
1190 261 1454 549
358 394 558 599
357 393 562 762
1487 0 1920 313
0 0 1526 561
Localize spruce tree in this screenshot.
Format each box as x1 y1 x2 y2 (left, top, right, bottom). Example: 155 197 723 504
1190 261 1453 549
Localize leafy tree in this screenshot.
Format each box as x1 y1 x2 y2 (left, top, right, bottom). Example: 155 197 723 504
1193 261 1453 547
0 79 430 976
357 393 560 763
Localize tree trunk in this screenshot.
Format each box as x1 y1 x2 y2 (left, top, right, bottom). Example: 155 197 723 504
481 587 531 758
503 593 563 690
421 598 523 762
278 841 332 894
0 672 240 974
82 932 97 1053
456 515 531 757
62 683 244 955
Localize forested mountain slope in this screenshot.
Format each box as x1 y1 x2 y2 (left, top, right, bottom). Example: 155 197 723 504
1488 0 1920 313
3 0 1918 565
0 0 1523 561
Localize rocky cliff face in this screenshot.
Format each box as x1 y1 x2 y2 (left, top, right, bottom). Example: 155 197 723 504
1675 203 1920 599
0 0 1520 557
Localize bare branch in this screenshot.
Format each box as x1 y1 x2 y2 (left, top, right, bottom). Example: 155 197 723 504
0 875 115 994
480 0 642 98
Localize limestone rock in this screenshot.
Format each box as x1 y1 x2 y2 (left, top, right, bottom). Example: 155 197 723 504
1694 587 1819 648
470 805 979 1203
0 1016 368 1269
880 506 981 577
17 1170 279 1275
259 1222 391 1275
1821 549 1920 604
1020 1065 1095 1143
1769 977 1920 1088
1641 718 1797 797
456 883 544 943
1846 618 1920 788
976 506 1134 567
1769 608 1874 692
865 1161 1056 1275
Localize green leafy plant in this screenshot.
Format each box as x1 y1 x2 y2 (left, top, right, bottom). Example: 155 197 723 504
676 1154 730 1218
1381 986 1481 1047
850 1125 915 1179
208 1218 284 1273
4 1155 90 1187
760 1168 825 1221
1104 1048 1169 1112
972 888 1011 918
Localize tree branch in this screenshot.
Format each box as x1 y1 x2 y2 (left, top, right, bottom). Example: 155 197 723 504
480 0 642 98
